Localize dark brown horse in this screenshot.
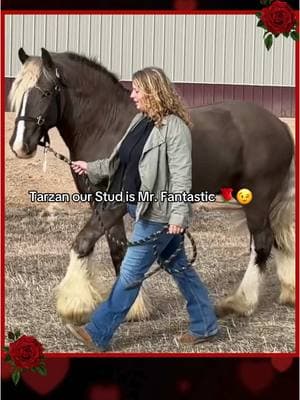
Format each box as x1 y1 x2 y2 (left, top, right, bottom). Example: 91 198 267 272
9 48 295 324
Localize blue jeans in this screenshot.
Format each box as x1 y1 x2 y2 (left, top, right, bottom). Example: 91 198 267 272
85 204 218 349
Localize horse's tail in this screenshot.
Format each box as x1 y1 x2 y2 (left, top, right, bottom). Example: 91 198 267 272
270 147 295 256
269 124 295 305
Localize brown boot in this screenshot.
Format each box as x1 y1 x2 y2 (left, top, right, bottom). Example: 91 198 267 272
176 332 217 345
66 324 105 351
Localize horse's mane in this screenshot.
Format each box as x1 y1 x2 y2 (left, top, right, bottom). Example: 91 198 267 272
9 58 42 113
65 52 120 85
9 51 128 113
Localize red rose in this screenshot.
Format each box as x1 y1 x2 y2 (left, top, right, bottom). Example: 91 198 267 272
9 335 44 369
261 1 296 34
220 187 233 201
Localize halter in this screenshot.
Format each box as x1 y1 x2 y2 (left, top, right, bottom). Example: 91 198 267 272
14 83 62 147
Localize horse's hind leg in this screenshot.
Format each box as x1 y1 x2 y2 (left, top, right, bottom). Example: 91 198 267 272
274 247 294 305
216 200 274 317
271 182 295 305
106 225 153 321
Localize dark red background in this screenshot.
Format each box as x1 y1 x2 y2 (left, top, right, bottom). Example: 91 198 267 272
1 357 299 399
1 0 299 10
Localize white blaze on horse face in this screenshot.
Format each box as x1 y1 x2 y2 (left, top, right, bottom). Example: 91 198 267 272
12 91 30 157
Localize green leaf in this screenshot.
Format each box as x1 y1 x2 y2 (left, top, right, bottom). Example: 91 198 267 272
264 34 273 50
14 330 21 339
12 370 21 385
8 332 15 341
257 20 265 28
263 31 270 37
36 365 48 376
4 355 15 366
3 346 9 352
290 31 299 41
256 12 262 18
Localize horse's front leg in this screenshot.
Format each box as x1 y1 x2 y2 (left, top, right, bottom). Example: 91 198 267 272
105 222 127 276
55 205 126 325
56 204 152 324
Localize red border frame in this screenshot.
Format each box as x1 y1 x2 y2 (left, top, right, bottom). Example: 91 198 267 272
1 9 299 360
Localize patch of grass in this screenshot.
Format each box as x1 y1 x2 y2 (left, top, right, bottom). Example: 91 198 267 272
5 206 295 353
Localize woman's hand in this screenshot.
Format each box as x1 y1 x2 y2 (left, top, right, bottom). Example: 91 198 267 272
71 161 88 175
168 224 185 234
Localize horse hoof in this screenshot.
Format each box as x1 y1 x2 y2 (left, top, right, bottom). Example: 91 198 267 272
215 302 234 318
125 312 150 322
60 311 91 326
125 287 153 321
56 296 95 325
55 283 104 325
215 296 255 318
55 249 106 325
278 291 295 306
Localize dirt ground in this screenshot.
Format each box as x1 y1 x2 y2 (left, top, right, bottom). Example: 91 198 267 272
4 112 296 354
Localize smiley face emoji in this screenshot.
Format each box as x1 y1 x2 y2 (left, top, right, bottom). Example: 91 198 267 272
237 188 253 205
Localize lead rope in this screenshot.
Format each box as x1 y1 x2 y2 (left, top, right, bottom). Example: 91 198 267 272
42 147 48 173
39 143 198 287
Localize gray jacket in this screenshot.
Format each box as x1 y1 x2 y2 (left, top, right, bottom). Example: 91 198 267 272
87 112 192 227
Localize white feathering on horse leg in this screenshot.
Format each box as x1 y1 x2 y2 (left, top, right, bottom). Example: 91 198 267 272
55 249 105 325
216 245 262 317
273 248 295 305
125 285 153 321
269 159 295 306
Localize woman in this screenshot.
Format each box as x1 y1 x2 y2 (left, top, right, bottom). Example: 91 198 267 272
69 67 218 350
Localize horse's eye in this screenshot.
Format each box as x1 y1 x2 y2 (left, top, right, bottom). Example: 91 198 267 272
42 91 51 97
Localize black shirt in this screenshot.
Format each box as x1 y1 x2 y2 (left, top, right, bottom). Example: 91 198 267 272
117 116 154 203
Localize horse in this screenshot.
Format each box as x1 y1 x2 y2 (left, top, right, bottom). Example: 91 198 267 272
8 47 295 325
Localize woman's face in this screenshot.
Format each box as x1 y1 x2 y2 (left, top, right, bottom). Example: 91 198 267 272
130 82 146 112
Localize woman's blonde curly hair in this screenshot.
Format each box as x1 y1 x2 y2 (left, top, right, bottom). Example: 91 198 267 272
132 67 192 128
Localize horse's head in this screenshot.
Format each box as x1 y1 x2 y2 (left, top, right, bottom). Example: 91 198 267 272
9 48 65 158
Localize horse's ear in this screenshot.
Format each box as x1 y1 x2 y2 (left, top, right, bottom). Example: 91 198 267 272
41 48 54 70
18 48 29 64
41 48 66 86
